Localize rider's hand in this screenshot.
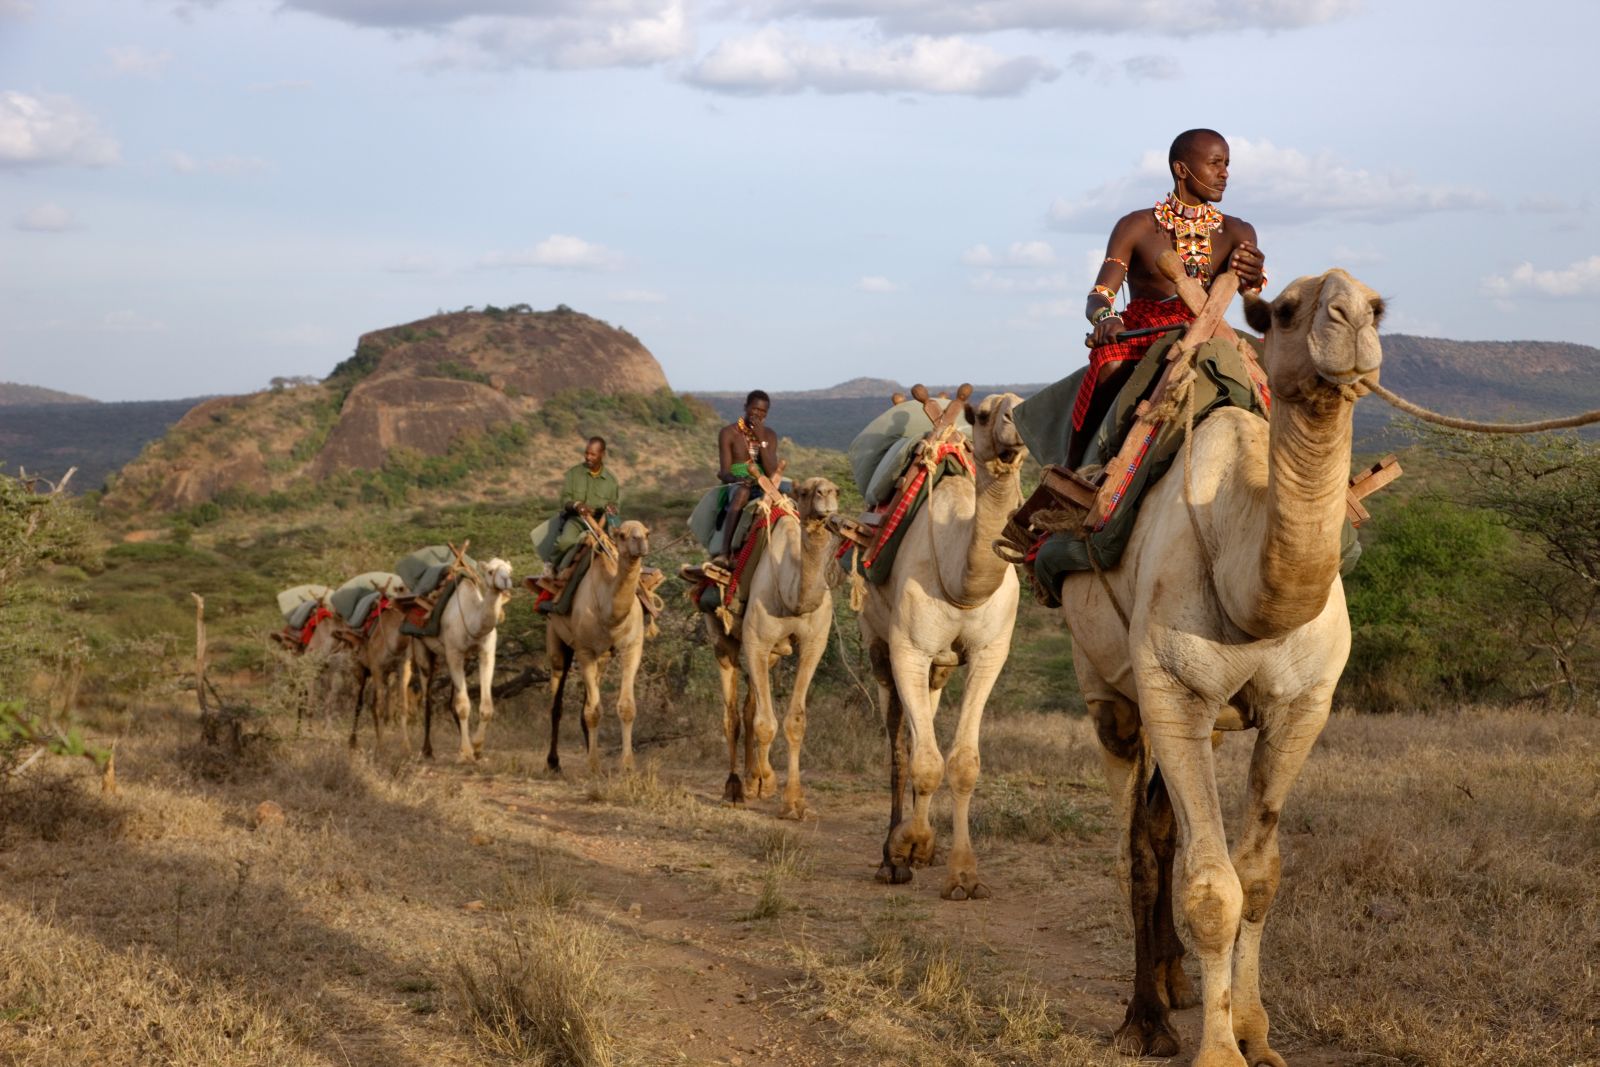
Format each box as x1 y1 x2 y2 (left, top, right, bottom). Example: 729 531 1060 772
1229 242 1265 289
1092 313 1124 347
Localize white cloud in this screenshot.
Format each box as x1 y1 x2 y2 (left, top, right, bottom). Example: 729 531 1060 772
480 234 626 271
1025 298 1078 319
0 0 33 16
686 31 1057 96
1517 194 1571 215
15 202 74 232
433 3 691 70
610 289 667 303
961 240 1056 268
726 0 1357 37
858 275 902 293
249 79 314 93
1123 54 1181 81
107 45 174 77
170 150 269 175
0 92 119 168
1483 256 1600 301
1049 138 1496 231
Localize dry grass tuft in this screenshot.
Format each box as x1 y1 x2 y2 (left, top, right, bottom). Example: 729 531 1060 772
739 827 810 921
0 766 122 848
453 911 622 1067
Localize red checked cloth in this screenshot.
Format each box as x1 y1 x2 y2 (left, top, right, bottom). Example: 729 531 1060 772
1072 297 1195 431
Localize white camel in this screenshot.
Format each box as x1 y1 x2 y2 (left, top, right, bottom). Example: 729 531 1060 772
407 555 515 762
859 393 1027 899
1061 270 1385 1066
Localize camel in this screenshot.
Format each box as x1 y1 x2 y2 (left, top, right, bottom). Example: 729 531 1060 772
345 599 416 753
406 555 515 762
544 520 651 775
1060 269 1384 1066
703 477 839 815
859 393 1027 900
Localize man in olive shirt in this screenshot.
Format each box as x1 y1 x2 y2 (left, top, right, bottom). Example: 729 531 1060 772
540 436 620 569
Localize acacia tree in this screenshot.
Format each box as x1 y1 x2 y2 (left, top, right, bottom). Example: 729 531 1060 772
1439 431 1600 702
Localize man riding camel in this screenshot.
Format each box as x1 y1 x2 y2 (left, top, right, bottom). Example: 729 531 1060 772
1071 128 1267 465
711 390 779 565
538 436 619 575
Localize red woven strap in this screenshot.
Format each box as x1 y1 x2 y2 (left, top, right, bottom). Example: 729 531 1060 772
863 442 974 570
299 605 332 647
725 505 795 605
1072 298 1195 431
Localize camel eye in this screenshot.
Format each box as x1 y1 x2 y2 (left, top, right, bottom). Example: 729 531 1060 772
1274 301 1298 327
1370 298 1386 324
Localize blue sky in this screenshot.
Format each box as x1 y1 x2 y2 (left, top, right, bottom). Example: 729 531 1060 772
2 0 1597 400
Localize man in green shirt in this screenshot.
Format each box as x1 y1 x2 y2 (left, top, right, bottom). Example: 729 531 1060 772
538 436 620 569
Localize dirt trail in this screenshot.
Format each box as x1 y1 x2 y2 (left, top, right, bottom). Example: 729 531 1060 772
449 760 1362 1067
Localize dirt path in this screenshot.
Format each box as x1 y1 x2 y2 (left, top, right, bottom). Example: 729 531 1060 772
446 757 1363 1067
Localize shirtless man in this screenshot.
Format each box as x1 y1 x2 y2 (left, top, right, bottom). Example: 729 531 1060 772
712 390 779 563
1070 128 1267 462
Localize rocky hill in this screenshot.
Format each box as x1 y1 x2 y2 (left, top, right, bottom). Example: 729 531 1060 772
101 305 680 514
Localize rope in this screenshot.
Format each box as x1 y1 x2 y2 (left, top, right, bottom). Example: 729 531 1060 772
1364 379 1600 434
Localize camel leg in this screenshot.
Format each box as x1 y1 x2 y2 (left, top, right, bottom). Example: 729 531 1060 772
1087 683 1184 1057
888 649 940 872
714 641 744 803
941 640 1006 902
779 624 826 820
1230 698 1332 1067
742 640 780 801
470 630 497 759
547 639 574 774
1141 685 1246 1067
741 679 758 795
446 644 474 763
396 654 414 756
615 638 641 774
419 653 436 760
579 655 604 775
348 669 369 750
868 638 912 885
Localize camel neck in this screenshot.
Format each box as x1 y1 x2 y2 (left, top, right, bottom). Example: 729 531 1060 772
601 552 644 626
1218 388 1353 639
935 460 1021 608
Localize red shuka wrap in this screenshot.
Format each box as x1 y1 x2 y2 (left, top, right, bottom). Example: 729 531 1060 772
1072 297 1196 431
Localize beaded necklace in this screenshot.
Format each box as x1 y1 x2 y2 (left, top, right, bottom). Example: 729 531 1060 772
736 417 762 462
1153 193 1224 283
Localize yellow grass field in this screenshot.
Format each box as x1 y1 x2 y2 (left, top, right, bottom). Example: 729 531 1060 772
3 686 1595 1067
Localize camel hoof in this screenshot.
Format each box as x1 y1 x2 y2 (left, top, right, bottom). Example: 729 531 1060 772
1113 1014 1180 1058
779 799 806 820
875 863 914 885
723 775 745 805
751 773 777 800
1240 1042 1287 1067
941 877 991 901
457 750 476 764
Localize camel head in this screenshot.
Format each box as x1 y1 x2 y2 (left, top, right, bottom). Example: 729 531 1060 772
1243 270 1385 401
792 477 840 524
615 519 650 560
968 392 1028 473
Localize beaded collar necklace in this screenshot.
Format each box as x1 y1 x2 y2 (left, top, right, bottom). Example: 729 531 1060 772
1153 193 1224 282
736 417 762 461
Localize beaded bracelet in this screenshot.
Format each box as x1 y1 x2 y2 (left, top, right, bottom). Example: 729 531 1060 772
1092 284 1118 304
1103 256 1129 272
1089 306 1118 325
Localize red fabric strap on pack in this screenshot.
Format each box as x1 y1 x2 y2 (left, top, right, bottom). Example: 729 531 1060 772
1072 298 1195 431
724 505 794 606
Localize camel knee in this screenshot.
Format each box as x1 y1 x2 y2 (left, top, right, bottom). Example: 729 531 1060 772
946 745 979 796
753 716 776 749
617 700 637 725
1180 861 1242 953
910 747 944 794
783 705 807 745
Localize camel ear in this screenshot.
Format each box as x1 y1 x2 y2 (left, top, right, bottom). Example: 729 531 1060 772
964 403 977 426
1243 290 1272 334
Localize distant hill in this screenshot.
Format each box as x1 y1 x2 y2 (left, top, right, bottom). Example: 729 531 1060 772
100 304 685 515
0 381 97 405
0 399 203 492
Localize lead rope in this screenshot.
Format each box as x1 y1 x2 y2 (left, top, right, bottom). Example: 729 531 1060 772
1362 379 1600 433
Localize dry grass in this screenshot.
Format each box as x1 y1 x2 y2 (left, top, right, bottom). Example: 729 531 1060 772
453 911 621 1066
790 899 1121 1066
1224 706 1600 1066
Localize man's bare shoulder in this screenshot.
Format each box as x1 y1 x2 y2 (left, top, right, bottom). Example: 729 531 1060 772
1113 206 1158 232
1222 214 1258 239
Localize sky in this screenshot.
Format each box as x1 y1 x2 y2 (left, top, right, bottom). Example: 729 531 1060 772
2 0 1598 401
